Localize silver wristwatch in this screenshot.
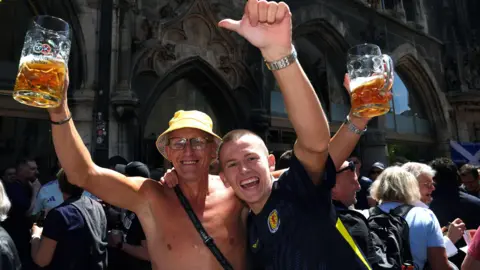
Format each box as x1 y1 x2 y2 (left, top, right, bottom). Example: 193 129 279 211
264 46 298 71
344 115 367 135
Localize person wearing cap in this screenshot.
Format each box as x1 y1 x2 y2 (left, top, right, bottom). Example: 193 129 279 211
109 161 151 270
368 162 385 181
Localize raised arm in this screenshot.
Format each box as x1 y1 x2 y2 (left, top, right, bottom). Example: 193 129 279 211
219 0 329 184
329 75 371 170
47 79 147 213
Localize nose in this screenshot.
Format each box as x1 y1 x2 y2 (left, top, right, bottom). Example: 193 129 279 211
182 142 194 155
238 162 250 174
355 181 361 191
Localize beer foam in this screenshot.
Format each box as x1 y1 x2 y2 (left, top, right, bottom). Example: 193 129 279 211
19 54 65 65
350 74 384 91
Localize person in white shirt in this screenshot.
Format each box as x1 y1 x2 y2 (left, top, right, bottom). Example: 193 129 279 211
402 162 466 258
32 170 99 217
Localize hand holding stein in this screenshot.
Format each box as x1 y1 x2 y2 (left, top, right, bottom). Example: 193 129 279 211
347 43 394 118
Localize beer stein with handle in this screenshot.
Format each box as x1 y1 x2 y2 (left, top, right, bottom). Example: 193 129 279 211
13 15 71 108
347 43 394 118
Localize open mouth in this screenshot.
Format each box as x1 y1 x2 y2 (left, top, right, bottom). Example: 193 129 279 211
181 160 198 165
240 177 260 189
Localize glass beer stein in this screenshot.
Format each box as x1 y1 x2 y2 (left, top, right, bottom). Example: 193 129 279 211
347 43 394 118
13 16 71 108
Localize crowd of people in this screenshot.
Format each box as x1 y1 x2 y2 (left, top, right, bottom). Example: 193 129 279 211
1 0 480 269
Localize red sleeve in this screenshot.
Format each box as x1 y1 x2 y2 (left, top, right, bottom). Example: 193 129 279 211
468 227 480 260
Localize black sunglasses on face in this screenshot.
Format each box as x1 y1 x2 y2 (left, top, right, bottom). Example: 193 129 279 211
336 161 356 174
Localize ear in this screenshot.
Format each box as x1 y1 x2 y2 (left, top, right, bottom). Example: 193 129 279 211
268 154 276 172
165 146 172 161
219 172 230 188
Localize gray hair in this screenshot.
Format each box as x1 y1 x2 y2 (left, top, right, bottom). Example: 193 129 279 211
370 166 421 205
0 181 11 222
402 162 436 180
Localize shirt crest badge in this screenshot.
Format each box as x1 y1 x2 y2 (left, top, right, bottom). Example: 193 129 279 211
267 209 280 233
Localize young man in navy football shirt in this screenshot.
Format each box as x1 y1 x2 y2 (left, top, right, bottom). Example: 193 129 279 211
217 1 373 269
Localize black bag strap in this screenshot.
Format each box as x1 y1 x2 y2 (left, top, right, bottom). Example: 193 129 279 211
391 204 414 217
174 186 234 270
390 204 415 266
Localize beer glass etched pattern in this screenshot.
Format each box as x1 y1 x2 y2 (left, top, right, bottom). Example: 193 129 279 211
13 16 71 108
347 44 393 118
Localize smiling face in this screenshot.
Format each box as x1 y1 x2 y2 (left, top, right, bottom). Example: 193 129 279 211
219 134 275 213
165 128 217 183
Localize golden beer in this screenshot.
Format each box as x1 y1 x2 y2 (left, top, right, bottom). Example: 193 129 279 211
13 56 66 108
350 75 392 118
347 43 394 118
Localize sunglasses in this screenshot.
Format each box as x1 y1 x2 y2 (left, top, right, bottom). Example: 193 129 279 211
336 161 356 174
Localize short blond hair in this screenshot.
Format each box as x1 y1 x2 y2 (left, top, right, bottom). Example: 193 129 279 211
370 166 421 205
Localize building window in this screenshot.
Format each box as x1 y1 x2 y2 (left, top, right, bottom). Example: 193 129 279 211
385 71 431 135
270 83 288 118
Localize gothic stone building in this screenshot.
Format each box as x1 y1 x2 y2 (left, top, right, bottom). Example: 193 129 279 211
0 0 478 176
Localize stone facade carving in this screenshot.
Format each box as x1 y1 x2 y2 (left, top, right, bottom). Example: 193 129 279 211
131 0 249 89
445 58 460 91
462 44 480 89
360 20 386 49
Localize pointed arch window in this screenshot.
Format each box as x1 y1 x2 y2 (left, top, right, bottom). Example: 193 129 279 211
385 71 431 135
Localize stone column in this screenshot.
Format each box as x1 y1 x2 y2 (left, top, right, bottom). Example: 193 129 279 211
436 126 452 158
413 0 428 32
393 0 407 22
71 89 96 153
70 1 100 153
361 128 389 168
456 110 470 142
110 3 139 160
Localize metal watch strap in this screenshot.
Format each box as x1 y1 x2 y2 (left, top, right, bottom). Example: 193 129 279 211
264 46 297 71
344 115 367 135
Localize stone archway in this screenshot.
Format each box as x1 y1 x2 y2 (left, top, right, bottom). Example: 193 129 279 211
293 18 351 122
139 57 246 135
0 0 88 181
391 44 451 134
391 43 452 155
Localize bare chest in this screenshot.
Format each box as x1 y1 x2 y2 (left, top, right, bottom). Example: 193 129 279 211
140 190 248 270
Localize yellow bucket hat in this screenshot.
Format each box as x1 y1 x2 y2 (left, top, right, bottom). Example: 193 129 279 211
155 110 222 161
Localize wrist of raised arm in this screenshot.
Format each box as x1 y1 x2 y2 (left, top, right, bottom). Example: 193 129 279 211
261 44 294 63
49 107 71 122
348 114 370 128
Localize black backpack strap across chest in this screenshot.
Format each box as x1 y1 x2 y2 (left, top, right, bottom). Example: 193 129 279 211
390 204 415 263
174 186 234 270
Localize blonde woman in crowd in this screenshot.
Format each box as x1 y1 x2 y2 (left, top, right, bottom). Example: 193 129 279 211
369 166 452 270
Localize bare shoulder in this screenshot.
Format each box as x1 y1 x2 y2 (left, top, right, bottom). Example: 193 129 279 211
140 179 169 198
208 175 243 203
